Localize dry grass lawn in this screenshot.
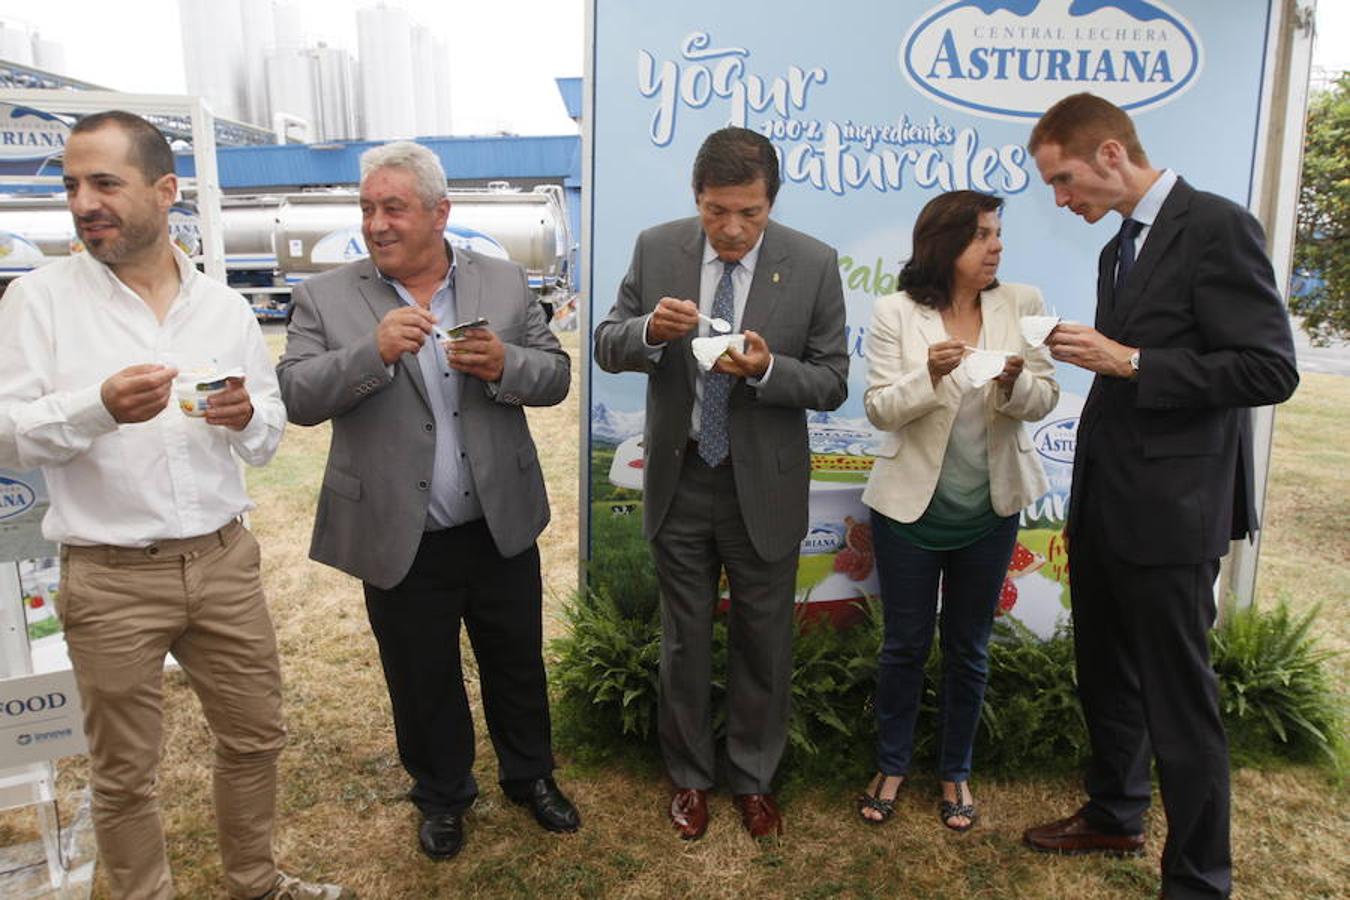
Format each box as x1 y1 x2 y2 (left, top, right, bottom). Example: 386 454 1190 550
2 334 1345 899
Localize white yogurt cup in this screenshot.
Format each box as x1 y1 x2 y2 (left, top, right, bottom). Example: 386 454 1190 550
175 369 240 417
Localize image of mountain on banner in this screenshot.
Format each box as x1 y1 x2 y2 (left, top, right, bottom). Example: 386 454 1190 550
590 402 646 446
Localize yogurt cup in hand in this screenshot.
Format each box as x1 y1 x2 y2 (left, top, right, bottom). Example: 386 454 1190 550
175 368 243 417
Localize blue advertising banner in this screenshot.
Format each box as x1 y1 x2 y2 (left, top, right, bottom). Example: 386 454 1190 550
0 102 68 177
0 468 53 564
0 468 63 666
585 0 1276 635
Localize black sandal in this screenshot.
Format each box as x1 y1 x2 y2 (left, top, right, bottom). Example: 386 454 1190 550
939 782 977 832
857 773 904 825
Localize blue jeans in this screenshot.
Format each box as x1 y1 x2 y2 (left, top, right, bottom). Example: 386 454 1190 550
871 508 1019 782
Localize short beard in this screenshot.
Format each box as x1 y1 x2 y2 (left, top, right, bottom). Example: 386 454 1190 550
81 216 162 265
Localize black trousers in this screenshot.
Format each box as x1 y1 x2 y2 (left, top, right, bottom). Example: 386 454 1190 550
1070 475 1231 900
363 520 554 816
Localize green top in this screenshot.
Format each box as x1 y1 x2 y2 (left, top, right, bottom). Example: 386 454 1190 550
887 483 1002 551
888 377 1002 551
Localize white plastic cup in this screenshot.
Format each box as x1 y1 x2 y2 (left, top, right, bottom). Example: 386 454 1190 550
176 373 230 417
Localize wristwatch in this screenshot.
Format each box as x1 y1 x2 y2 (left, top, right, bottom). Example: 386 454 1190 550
1127 349 1140 378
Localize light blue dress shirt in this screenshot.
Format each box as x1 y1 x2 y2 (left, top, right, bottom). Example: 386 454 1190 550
379 260 484 529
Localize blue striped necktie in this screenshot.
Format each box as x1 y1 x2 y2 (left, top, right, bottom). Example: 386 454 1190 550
698 261 737 466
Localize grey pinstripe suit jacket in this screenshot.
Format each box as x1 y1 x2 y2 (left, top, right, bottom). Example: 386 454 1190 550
594 217 848 562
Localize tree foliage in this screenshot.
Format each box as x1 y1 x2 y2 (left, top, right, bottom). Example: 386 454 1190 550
1292 74 1350 345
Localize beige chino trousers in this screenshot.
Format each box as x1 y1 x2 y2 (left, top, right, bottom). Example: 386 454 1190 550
58 520 287 900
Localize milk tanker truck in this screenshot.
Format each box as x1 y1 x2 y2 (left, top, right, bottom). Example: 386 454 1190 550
0 182 573 320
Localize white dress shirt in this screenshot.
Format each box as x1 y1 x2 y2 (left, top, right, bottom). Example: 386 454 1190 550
1118 167 1178 281
0 248 285 546
642 234 773 435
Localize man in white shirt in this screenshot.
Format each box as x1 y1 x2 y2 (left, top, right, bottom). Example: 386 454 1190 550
0 111 350 900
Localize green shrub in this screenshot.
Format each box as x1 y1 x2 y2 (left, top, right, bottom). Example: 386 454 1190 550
551 588 662 757
551 591 882 779
972 618 1089 775
781 603 882 784
1211 598 1345 769
553 589 1344 782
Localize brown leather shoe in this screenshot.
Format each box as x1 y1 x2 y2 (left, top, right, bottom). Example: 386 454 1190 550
733 793 783 839
1022 813 1145 856
670 788 709 840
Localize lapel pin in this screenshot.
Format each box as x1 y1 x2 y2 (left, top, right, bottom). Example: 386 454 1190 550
772 272 780 284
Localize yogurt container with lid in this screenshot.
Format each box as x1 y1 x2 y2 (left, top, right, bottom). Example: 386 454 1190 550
175 367 244 417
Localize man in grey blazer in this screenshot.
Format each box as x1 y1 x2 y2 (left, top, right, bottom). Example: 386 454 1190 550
277 142 578 862
594 127 848 839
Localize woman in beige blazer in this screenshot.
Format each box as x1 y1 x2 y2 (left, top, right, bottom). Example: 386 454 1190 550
856 191 1058 831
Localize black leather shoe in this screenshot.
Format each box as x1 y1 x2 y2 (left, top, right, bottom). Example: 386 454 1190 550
418 812 464 860
508 777 581 833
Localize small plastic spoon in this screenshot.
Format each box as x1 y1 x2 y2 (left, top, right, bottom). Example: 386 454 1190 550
699 312 732 334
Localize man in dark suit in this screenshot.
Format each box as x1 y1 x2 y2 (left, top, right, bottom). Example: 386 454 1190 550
1023 94 1298 899
277 141 579 861
593 127 848 840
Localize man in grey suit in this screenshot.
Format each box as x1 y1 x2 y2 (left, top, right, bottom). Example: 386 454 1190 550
277 142 579 861
594 127 848 839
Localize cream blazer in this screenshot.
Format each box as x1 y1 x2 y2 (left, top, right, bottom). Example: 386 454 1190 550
861 283 1059 524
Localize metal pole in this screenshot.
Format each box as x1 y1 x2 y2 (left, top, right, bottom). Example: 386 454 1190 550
577 0 597 597
189 98 227 284
1220 0 1318 614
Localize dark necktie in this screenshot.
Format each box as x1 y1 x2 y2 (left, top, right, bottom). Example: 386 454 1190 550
1114 217 1145 295
698 261 737 466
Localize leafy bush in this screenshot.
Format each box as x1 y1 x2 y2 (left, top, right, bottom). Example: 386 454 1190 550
973 618 1088 775
1211 599 1345 769
1292 73 1350 345
550 588 662 761
553 589 1344 782
780 604 882 783
551 590 883 777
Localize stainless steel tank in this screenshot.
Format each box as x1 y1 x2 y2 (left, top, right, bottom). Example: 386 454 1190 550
221 195 283 270
0 182 571 305
274 184 569 293
0 194 284 271
0 197 75 265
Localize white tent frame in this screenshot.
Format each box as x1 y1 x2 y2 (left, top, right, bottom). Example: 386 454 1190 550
0 88 226 282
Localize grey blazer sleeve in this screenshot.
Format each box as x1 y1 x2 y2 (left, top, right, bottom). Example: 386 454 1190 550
491 263 570 407
594 232 661 375
276 279 393 426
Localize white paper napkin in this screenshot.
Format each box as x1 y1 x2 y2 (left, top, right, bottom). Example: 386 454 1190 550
691 334 746 372
959 349 1010 388
1020 315 1061 348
